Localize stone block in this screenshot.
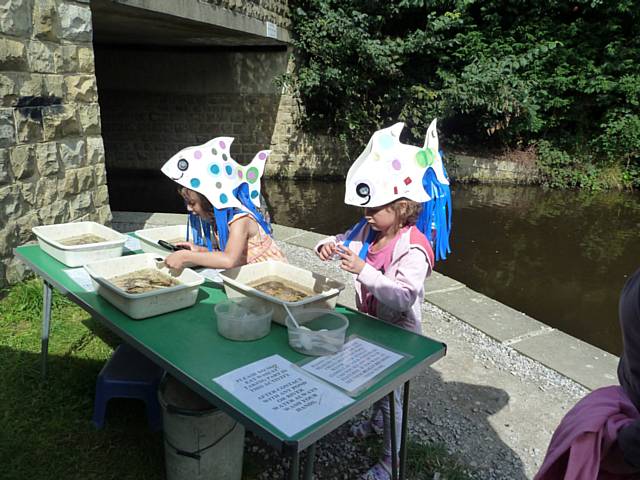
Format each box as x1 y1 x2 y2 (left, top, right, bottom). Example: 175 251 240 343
36 141 59 176
27 40 59 74
42 104 79 140
35 176 58 207
0 148 11 185
20 180 36 206
77 103 100 134
10 144 36 179
69 190 93 215
0 221 18 257
0 73 18 107
86 136 104 165
43 74 64 98
60 170 78 195
94 163 107 185
16 210 39 243
15 109 44 143
94 184 109 206
96 204 112 225
32 0 60 42
64 75 97 103
77 47 94 73
5 256 30 285
0 37 27 71
59 45 78 72
0 185 21 228
76 166 94 191
17 73 45 99
58 138 84 168
59 3 92 42
0 0 32 37
39 199 69 225
0 109 15 148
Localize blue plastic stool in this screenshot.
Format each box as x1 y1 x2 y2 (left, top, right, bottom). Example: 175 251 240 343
92 343 164 431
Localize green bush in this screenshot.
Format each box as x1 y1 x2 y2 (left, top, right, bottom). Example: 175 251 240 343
287 0 640 188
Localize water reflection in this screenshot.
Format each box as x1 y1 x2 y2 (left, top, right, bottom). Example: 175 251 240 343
109 173 639 355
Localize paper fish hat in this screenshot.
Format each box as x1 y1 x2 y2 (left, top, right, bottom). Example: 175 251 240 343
161 136 269 211
343 119 452 260
161 137 272 251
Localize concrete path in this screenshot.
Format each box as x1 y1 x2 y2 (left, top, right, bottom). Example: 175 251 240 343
112 212 621 479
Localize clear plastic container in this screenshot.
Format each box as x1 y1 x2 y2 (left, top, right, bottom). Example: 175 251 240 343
215 297 273 341
286 308 349 356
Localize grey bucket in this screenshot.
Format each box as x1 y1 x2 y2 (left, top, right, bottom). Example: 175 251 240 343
158 374 245 480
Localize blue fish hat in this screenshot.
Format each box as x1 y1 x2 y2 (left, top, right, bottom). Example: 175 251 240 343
161 137 272 251
343 119 452 261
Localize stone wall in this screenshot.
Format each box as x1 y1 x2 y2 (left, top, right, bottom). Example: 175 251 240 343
0 0 110 285
203 0 291 30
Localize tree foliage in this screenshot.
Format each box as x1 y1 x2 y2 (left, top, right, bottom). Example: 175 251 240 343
286 0 640 188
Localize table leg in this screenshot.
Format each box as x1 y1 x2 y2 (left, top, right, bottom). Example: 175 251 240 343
288 450 300 480
399 381 410 480
303 443 316 480
389 391 398 480
41 280 53 379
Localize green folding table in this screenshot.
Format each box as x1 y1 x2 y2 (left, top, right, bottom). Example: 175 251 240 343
15 243 446 480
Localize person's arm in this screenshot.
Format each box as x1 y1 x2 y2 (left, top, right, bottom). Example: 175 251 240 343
356 248 429 312
164 217 252 270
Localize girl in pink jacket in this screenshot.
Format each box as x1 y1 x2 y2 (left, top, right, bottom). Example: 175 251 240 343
315 120 452 480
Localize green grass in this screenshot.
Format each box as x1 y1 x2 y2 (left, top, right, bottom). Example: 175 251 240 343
0 279 473 480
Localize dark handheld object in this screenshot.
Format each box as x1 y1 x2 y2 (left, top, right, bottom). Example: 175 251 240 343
158 240 188 252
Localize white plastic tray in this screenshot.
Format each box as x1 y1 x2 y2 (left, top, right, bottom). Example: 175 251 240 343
84 253 205 319
219 261 346 325
32 221 127 267
135 224 188 256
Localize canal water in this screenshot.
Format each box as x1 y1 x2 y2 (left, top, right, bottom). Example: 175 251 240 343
110 173 640 355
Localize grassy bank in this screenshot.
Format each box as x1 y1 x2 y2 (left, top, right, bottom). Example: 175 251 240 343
0 279 471 479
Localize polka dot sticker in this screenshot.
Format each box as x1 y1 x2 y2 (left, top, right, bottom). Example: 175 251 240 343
246 167 259 184
225 165 234 176
219 141 226 150
392 159 402 170
190 178 201 188
194 150 202 160
258 152 267 160
220 193 228 204
379 134 394 149
211 148 218 156
416 150 428 168
237 170 243 179
209 164 220 175
215 182 222 189
250 190 259 199
222 154 228 161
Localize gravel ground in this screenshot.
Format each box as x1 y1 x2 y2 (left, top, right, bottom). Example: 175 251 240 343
257 242 592 480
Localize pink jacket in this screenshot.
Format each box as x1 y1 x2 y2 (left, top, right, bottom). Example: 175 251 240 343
316 224 434 334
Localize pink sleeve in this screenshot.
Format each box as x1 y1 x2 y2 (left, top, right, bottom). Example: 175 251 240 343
357 247 429 311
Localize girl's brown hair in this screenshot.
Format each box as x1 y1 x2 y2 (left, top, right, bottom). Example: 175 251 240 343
390 198 422 229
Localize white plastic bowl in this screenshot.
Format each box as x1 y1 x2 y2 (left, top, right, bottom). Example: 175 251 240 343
215 298 273 341
219 261 346 325
135 224 188 256
83 253 205 319
286 308 349 356
32 221 127 267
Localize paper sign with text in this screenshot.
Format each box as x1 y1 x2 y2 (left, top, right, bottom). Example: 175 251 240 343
213 355 353 437
301 338 404 394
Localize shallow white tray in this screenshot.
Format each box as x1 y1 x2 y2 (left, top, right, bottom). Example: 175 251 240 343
32 221 127 267
135 224 188 256
83 253 204 319
219 261 346 325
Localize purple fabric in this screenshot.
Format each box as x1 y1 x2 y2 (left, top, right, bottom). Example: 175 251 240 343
617 267 640 468
535 386 639 480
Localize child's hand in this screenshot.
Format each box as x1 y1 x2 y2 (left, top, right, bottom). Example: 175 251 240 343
336 245 365 274
317 242 336 261
164 250 191 270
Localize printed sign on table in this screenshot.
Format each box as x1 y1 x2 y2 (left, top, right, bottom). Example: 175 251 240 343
301 338 405 394
213 355 354 437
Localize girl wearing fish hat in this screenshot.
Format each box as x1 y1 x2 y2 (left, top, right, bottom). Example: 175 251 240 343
160 137 286 270
315 119 452 480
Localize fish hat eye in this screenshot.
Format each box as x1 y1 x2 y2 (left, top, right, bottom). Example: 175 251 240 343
356 183 370 198
177 159 189 171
